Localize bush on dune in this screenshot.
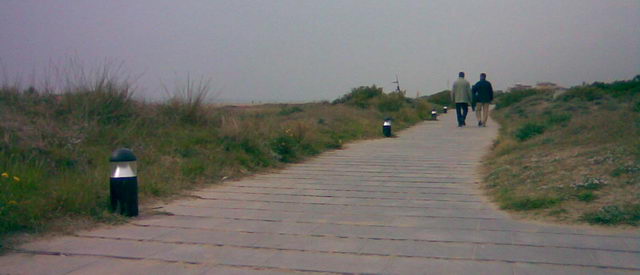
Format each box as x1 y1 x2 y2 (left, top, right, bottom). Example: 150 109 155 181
484 76 640 226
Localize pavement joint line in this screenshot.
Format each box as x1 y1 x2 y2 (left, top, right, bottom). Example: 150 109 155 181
159 213 503 224
254 176 473 184
199 190 478 200
10 248 199 265
231 183 474 191
199 189 480 197
288 163 476 168
134 215 640 247
183 196 486 209
299 158 477 163
176 202 491 211
275 169 475 174
40 235 640 271
10 249 352 275
134 223 640 251
167 203 640 237
296 162 476 166
175 197 490 216
264 173 470 180
291 166 475 171
233 181 478 189
190 194 485 204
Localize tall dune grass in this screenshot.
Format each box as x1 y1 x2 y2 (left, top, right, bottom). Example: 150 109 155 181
0 67 437 243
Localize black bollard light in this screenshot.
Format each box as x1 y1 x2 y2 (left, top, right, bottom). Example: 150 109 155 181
383 117 392 137
431 109 438 120
109 148 138 217
443 106 448 113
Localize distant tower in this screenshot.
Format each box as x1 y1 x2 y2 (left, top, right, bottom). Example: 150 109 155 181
393 75 401 92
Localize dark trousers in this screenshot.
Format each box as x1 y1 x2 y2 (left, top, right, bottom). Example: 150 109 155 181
455 103 469 126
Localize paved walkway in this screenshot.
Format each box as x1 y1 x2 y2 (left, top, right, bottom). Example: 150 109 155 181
2 113 639 274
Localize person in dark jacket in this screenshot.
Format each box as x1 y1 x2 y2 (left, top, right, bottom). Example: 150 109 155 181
472 73 494 127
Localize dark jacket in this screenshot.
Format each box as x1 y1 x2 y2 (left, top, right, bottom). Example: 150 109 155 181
472 79 494 103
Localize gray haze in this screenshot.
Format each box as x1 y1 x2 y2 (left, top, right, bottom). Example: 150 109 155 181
1 0 639 102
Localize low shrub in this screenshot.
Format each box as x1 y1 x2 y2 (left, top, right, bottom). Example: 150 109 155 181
495 89 540 109
376 92 405 112
332 85 383 108
581 204 640 225
544 112 572 126
423 90 452 107
576 191 597 202
501 196 560 211
559 86 605 102
278 106 303 116
515 123 546 141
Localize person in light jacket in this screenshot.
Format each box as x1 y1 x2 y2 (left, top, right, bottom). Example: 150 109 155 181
451 72 472 127
472 73 494 127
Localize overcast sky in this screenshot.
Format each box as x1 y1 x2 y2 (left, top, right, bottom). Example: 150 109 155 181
1 0 639 102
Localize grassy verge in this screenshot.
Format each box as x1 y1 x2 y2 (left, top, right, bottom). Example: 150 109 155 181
0 75 437 246
483 76 640 226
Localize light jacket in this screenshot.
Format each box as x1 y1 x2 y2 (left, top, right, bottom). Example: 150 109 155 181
451 77 472 104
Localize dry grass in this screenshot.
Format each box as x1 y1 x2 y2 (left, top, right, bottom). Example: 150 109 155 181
0 70 437 247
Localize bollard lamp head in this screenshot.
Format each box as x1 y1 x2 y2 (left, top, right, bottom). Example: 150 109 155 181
110 148 137 178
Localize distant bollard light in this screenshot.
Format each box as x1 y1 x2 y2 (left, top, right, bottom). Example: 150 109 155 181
109 148 138 217
383 118 392 137
431 109 438 120
443 106 448 113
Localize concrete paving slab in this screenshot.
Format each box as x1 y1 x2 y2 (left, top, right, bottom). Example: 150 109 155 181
360 239 475 258
263 250 390 274
593 250 640 269
20 237 175 259
156 228 266 246
474 243 599 266
383 257 514 275
512 262 637 275
67 257 207 275
150 244 277 266
0 253 100 275
202 266 306 275
76 224 176 241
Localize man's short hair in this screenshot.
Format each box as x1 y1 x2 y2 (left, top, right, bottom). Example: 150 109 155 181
458 72 465 78
480 73 486 79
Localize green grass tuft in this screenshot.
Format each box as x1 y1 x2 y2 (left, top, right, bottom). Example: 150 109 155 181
515 123 546 141
501 196 561 211
576 191 597 202
581 204 640 226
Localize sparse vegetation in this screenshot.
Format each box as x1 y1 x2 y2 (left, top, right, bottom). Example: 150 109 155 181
422 90 453 107
494 89 539 110
0 69 437 245
483 76 640 226
581 204 640 226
